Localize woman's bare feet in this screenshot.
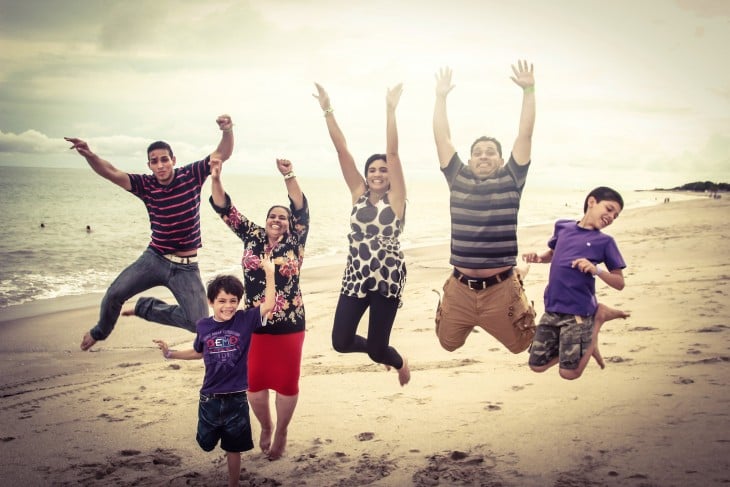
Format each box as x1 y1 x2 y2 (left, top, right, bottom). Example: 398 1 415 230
267 429 287 460
397 357 410 386
259 426 273 454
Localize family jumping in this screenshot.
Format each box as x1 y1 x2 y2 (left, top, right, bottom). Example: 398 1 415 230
66 60 628 485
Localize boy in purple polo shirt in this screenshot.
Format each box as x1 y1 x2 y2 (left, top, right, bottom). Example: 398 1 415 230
154 257 275 487
523 187 627 380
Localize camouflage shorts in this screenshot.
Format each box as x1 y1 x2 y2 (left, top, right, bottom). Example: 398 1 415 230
528 312 594 370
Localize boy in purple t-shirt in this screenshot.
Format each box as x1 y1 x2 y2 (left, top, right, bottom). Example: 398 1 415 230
154 257 275 487
523 187 627 380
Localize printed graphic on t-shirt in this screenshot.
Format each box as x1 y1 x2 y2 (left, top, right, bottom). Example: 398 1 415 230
204 330 242 364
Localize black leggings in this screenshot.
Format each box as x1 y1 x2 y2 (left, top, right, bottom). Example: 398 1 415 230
331 292 404 369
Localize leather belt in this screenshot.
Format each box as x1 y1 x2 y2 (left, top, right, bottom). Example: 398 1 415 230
453 267 513 290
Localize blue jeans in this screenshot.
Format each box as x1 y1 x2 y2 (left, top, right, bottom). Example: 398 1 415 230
90 248 208 340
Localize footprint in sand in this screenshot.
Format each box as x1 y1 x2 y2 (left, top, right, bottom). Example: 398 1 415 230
357 431 375 441
412 450 501 487
674 377 694 385
606 356 632 364
629 326 656 332
697 324 728 333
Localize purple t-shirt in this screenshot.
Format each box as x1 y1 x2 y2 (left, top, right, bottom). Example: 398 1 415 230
193 308 263 395
544 219 625 316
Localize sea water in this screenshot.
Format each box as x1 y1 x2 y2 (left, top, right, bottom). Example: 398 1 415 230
0 165 693 309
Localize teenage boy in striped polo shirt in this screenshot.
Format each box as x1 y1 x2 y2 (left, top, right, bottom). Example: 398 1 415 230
65 114 233 351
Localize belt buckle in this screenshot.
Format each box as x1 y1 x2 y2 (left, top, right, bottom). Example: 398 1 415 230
467 279 484 290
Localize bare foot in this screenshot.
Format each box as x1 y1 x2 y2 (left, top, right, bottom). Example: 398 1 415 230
591 304 630 369
268 430 287 460
80 331 96 351
597 305 630 322
259 427 273 454
121 308 135 317
397 357 410 386
592 345 605 369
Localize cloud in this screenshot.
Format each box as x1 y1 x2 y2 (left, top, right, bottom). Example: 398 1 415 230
0 129 67 153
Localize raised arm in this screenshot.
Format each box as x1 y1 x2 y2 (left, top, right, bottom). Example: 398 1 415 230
276 158 304 210
313 83 365 201
212 114 234 163
64 137 131 190
509 60 535 165
385 84 406 220
209 157 226 207
433 67 457 169
259 255 276 318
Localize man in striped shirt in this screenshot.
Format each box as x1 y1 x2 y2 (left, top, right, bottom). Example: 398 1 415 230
432 62 537 355
65 115 234 351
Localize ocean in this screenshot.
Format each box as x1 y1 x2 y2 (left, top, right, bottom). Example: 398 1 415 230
0 165 696 309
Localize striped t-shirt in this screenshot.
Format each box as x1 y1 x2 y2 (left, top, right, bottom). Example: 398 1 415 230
442 152 530 269
128 157 210 254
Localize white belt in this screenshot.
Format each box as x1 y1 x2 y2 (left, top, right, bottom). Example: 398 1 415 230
163 254 198 264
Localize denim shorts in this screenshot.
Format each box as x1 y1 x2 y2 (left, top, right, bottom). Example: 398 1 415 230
196 391 254 453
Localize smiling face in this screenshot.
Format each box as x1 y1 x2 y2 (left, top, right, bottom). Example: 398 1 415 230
468 140 504 179
147 148 176 185
210 290 239 322
366 158 389 193
582 197 622 230
266 206 291 241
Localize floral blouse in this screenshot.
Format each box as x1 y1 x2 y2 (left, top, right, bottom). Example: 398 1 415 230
210 193 309 335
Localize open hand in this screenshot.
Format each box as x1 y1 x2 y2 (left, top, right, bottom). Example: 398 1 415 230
435 67 455 98
510 60 534 90
386 83 403 110
312 83 331 111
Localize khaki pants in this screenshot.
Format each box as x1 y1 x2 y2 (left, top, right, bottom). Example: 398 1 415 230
435 273 536 353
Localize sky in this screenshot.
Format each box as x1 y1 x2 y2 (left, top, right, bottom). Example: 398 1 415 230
0 0 728 190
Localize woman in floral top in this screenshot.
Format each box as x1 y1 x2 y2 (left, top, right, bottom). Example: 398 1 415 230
210 158 309 461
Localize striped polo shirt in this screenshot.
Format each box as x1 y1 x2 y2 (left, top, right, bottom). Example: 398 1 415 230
128 157 210 254
442 152 530 269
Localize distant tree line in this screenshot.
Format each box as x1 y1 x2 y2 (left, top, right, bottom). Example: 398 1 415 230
671 181 729 192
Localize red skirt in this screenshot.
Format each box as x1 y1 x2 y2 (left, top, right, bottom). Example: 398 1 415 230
247 331 305 395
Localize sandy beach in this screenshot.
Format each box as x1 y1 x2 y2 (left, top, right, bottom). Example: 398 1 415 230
0 196 728 486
